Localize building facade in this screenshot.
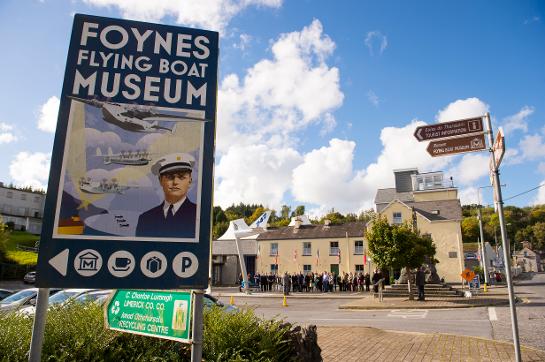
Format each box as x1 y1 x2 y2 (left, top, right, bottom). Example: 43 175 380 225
256 220 367 276
374 168 464 283
0 184 45 234
513 241 542 272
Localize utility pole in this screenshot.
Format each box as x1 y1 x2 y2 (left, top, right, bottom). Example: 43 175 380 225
485 112 521 362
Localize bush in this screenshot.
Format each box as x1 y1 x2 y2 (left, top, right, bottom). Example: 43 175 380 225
0 302 320 361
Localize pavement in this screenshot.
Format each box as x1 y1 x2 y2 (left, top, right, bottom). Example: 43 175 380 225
214 285 545 361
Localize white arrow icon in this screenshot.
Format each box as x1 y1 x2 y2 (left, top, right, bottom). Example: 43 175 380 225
49 249 69 276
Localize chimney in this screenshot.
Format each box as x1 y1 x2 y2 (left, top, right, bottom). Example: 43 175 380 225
323 219 331 228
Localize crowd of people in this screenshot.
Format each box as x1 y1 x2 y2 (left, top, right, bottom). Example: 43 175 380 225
240 270 387 295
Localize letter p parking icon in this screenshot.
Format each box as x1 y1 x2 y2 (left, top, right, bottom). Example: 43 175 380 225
172 252 198 278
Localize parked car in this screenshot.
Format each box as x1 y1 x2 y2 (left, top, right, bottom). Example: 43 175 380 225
464 252 478 260
18 289 96 316
23 271 36 284
0 288 60 313
204 294 238 313
0 289 14 301
73 290 113 305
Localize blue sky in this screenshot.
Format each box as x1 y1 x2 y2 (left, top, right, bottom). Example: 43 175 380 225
0 0 544 216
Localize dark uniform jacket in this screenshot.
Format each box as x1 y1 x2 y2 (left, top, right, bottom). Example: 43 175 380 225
136 199 196 238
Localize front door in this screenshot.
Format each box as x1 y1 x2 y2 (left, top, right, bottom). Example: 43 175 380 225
330 264 339 275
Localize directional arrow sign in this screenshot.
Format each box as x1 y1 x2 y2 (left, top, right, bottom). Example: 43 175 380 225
48 249 69 276
414 117 484 141
426 134 486 157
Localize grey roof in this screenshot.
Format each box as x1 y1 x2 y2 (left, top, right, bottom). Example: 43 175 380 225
256 222 366 241
374 188 414 205
405 200 462 221
212 239 257 255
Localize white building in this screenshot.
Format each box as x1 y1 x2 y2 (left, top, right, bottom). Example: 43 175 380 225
0 183 45 234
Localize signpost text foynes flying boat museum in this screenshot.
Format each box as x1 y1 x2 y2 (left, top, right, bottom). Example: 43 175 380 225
29 14 218 362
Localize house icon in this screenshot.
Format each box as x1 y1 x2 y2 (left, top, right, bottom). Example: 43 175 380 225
77 251 99 271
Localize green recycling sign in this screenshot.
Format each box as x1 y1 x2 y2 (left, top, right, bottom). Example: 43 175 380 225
106 290 192 342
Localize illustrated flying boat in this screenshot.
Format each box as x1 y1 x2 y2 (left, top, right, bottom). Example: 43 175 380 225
96 147 152 166
79 177 131 194
69 96 206 133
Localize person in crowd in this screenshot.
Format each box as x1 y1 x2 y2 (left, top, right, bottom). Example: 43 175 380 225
416 266 426 301
372 269 382 293
364 272 371 292
283 272 291 296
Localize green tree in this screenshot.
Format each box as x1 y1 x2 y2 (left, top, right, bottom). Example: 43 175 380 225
280 205 291 220
212 221 229 240
292 205 305 217
461 217 480 243
367 217 436 300
0 220 9 263
246 207 265 225
532 222 545 251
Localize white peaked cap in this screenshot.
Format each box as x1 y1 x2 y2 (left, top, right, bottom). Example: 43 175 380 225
151 153 195 175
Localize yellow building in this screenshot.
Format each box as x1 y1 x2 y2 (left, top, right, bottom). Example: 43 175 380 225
374 168 464 283
256 219 367 276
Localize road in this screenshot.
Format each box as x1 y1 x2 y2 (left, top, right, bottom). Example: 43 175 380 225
216 272 545 350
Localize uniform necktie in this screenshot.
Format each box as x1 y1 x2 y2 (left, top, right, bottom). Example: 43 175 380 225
166 204 175 220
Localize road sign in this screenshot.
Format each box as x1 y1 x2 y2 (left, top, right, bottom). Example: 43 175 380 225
492 127 505 168
414 117 483 142
36 14 219 289
469 275 481 289
106 290 192 342
461 268 476 283
426 134 486 157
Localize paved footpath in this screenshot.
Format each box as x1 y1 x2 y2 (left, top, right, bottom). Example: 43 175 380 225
318 326 545 362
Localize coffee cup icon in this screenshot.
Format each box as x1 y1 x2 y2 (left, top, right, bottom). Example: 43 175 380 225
113 257 132 271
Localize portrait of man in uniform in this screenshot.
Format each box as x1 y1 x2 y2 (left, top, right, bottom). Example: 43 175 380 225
136 153 197 238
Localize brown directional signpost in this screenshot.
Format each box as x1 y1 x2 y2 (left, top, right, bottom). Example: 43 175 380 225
426 133 486 157
413 117 483 141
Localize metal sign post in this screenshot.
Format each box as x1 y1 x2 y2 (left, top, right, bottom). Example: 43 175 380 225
485 112 521 361
191 291 204 362
28 288 49 362
477 207 490 286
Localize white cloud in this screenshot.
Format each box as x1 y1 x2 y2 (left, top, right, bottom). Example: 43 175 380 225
524 16 540 25
216 19 343 152
83 0 282 33
518 134 545 161
364 31 387 55
446 153 489 186
213 20 344 209
502 106 533 134
233 33 252 51
367 90 379 106
533 181 545 205
9 152 51 190
214 144 302 209
0 122 17 144
37 96 60 133
458 186 480 205
538 162 545 174
435 97 489 123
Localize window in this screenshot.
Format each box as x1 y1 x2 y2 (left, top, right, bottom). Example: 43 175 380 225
393 212 402 224
270 264 278 274
433 175 443 187
303 242 312 256
354 240 364 255
355 264 364 273
329 241 339 256
270 243 278 256
303 264 312 274
6 191 12 199
20 194 26 201
448 251 457 258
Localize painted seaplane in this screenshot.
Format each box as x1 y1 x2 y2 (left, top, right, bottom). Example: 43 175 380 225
96 147 151 166
79 177 131 194
68 96 206 133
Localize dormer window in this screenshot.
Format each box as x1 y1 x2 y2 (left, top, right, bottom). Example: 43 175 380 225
431 210 440 215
